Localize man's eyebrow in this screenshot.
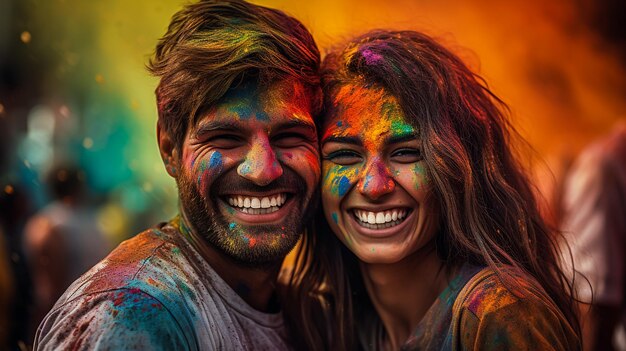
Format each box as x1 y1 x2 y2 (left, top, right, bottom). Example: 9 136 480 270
272 119 316 133
194 121 242 134
321 135 363 146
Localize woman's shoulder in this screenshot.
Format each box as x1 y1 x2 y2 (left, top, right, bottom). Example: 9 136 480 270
457 266 547 319
453 266 580 350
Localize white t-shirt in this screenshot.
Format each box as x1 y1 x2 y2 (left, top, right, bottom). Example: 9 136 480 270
34 221 291 350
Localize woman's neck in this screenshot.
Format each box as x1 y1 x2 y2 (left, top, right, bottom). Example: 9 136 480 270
360 242 454 350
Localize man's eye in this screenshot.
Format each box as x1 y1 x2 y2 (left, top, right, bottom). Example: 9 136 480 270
391 148 422 163
272 133 310 148
323 150 362 165
207 135 243 149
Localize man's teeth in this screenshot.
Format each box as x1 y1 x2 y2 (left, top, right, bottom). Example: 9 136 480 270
353 209 408 228
227 194 287 214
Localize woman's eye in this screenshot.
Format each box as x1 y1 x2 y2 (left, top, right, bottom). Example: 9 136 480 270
391 148 422 163
324 150 362 165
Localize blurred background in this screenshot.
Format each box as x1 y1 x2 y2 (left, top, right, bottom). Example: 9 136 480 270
0 0 624 349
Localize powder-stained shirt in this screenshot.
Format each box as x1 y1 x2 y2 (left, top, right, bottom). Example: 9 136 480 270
34 221 291 350
401 264 580 351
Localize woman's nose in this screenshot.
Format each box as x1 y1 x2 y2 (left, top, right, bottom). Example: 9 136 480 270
357 157 395 200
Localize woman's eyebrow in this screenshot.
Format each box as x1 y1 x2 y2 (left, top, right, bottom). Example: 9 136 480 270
321 135 363 146
386 133 419 144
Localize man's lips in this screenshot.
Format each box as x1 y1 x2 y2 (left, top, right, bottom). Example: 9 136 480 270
217 191 297 225
224 192 288 215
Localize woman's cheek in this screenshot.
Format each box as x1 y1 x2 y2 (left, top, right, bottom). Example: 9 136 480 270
392 162 429 191
322 163 361 200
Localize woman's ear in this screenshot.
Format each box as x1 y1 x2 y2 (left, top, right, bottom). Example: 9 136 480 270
157 122 179 178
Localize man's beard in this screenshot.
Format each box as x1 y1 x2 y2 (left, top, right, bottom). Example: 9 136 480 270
177 166 318 268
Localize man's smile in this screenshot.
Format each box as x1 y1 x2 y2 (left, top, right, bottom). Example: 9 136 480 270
225 193 288 215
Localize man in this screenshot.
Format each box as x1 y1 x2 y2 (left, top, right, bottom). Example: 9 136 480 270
34 1 322 349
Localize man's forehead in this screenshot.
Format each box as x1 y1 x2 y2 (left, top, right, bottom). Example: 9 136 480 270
193 79 315 129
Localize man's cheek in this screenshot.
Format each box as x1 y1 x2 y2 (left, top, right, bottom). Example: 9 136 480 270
279 150 321 183
192 151 236 191
322 163 360 199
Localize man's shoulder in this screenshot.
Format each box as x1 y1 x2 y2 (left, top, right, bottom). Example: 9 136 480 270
72 227 177 294
34 226 205 350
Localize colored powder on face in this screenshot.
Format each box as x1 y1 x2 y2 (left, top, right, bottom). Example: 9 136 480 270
171 247 181 255
238 163 252 175
248 236 257 248
323 85 415 151
412 163 428 189
255 110 270 122
337 176 351 196
391 119 414 135
331 212 338 224
324 165 360 198
209 151 223 170
229 222 236 230
226 100 254 120
362 174 374 192
195 152 223 188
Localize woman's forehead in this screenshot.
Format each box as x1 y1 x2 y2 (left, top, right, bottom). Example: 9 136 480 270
322 83 416 144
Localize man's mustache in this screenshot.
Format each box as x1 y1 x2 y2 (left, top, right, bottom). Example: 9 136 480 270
211 167 307 195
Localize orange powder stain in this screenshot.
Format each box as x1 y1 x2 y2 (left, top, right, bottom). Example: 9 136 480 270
323 84 414 151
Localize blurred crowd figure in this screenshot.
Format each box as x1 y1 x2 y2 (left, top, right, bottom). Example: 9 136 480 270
0 164 114 350
559 122 626 351
22 164 114 338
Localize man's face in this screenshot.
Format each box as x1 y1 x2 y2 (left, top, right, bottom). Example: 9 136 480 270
174 79 320 266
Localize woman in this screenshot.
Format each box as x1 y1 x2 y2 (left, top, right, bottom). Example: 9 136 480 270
284 30 581 350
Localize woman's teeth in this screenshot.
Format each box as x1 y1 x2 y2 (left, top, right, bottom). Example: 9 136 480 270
353 209 408 229
227 194 287 215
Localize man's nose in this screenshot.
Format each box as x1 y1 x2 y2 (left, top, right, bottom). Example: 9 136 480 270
357 157 395 200
237 134 283 186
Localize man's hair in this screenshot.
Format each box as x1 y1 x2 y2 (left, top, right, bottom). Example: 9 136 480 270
147 0 322 147
284 30 581 349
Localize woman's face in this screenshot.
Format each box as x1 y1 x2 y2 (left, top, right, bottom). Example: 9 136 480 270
321 83 440 264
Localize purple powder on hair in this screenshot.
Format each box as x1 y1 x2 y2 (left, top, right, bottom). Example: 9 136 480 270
362 49 383 65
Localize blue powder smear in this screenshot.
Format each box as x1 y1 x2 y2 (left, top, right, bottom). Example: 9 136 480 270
337 176 351 196
209 151 223 170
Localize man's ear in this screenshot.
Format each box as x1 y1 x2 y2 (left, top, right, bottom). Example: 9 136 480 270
157 122 179 178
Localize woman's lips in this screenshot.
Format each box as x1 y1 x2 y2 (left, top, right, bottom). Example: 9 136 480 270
348 207 414 237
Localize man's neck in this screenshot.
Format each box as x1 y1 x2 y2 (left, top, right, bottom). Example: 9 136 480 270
174 214 282 313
